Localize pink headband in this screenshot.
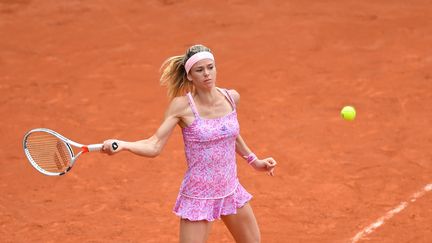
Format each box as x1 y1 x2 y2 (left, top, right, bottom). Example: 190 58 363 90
185 51 215 74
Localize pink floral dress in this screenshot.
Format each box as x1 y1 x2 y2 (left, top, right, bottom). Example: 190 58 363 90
173 88 252 221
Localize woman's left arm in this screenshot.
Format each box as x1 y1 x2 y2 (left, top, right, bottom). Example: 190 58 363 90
235 135 277 176
229 88 277 175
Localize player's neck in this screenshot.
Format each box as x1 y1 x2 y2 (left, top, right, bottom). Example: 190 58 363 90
194 87 221 106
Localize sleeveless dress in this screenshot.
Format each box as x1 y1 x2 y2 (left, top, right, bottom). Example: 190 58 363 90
173 88 252 221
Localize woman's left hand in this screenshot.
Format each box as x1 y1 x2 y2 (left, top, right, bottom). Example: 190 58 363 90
252 157 277 176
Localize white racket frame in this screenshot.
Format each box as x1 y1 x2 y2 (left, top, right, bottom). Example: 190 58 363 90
23 128 102 176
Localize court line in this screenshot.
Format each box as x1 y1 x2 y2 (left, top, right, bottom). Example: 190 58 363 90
351 183 432 243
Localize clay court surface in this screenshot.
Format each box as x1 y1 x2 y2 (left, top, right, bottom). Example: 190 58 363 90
1 0 432 242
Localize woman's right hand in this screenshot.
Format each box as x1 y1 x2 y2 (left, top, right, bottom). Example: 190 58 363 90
101 139 122 155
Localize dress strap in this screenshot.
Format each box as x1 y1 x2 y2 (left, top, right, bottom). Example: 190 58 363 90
220 88 236 109
186 92 200 118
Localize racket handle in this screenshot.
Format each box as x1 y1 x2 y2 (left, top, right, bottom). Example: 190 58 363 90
87 144 103 152
112 142 119 151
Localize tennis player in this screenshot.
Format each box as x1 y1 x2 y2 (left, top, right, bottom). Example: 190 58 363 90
101 44 277 243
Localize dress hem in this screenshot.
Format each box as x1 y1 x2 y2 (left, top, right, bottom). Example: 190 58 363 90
173 196 252 222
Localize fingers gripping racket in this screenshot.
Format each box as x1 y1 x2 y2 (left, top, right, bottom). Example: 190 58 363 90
23 128 118 176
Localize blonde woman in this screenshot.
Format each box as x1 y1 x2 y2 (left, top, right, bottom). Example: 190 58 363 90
102 44 277 243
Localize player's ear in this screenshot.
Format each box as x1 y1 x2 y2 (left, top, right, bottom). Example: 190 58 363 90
186 72 192 81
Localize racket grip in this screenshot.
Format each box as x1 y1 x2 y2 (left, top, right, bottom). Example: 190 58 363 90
112 142 119 151
87 144 103 152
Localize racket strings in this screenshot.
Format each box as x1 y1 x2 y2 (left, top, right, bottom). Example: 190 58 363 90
25 132 72 173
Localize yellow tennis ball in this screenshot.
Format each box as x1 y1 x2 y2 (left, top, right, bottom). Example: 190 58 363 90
341 106 356 121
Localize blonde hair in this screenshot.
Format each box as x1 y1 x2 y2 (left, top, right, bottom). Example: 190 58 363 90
160 44 212 100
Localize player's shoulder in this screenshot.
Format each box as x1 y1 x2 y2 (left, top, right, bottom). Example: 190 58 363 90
166 95 190 117
169 95 189 110
221 87 240 105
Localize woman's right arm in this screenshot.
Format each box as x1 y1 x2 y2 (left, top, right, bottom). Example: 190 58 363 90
101 97 187 158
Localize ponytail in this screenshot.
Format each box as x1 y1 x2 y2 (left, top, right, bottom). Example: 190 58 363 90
159 44 212 100
159 55 193 100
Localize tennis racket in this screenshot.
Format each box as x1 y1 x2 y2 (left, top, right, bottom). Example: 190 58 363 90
23 128 118 176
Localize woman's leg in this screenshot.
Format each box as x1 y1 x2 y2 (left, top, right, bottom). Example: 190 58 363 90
179 219 213 243
221 203 261 243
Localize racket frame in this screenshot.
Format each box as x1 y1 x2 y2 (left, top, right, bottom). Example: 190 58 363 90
23 128 102 176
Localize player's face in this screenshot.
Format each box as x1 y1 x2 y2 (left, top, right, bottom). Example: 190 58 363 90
187 59 216 89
